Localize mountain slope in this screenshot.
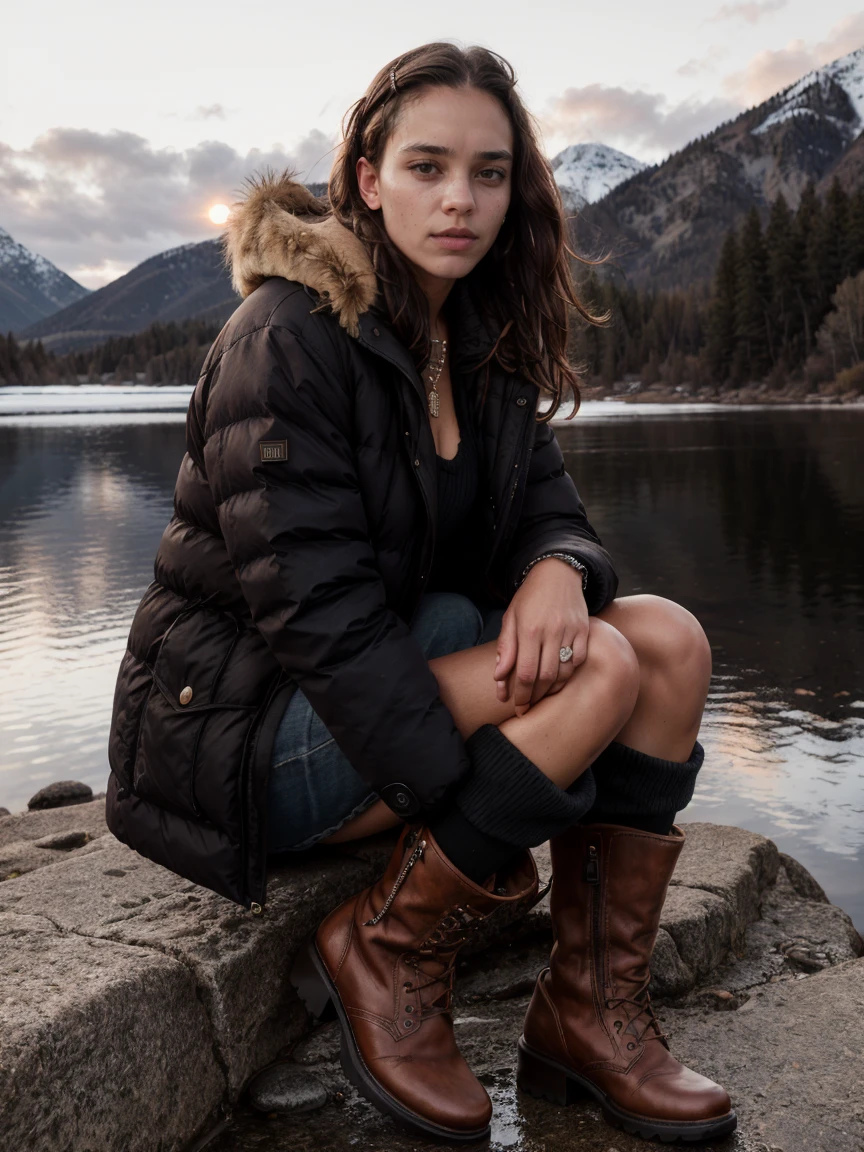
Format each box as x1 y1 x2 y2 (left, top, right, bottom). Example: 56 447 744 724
551 143 648 211
22 240 238 352
0 229 90 332
578 45 864 289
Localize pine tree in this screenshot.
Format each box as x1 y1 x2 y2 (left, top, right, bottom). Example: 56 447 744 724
706 231 739 384
732 207 772 383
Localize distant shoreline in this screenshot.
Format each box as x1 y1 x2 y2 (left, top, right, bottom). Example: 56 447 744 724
1 382 862 419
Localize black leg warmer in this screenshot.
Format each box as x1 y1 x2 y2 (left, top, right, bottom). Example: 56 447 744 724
581 738 704 835
430 724 597 884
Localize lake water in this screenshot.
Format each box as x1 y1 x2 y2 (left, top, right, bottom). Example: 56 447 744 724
1 403 861 928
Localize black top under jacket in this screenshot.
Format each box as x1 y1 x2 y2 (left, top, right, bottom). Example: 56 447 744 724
105 274 619 912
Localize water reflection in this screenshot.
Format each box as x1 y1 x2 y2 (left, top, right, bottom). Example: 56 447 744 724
0 408 861 926
557 407 864 927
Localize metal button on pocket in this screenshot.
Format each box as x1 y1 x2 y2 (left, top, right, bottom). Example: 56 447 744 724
179 686 193 705
516 396 528 406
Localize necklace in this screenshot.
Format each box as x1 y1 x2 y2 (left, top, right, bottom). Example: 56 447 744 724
424 333 447 418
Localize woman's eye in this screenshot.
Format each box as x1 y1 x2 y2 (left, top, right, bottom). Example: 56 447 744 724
479 168 507 182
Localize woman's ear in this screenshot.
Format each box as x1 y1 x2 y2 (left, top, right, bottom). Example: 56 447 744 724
356 156 381 211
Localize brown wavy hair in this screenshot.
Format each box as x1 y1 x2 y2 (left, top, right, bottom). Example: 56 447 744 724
328 42 611 421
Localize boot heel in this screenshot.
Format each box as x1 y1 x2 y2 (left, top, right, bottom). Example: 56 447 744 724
289 935 336 1021
516 1038 587 1106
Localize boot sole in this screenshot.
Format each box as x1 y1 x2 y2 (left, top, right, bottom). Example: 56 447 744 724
289 933 491 1143
516 1036 737 1144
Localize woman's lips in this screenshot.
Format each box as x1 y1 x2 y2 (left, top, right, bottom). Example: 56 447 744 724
430 234 478 251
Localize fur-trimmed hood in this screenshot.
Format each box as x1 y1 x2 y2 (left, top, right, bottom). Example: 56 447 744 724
222 171 378 337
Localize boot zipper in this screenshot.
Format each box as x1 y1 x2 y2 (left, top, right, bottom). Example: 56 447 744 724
363 839 427 926
587 842 605 998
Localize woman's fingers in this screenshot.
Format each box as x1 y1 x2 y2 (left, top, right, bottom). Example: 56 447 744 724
529 636 567 705
493 612 518 703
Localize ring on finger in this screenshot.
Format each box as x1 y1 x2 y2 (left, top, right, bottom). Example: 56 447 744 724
559 645 574 663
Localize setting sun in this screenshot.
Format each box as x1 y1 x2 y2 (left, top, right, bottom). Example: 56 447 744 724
208 203 230 226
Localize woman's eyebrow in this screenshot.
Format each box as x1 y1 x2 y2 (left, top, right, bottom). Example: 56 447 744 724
399 142 513 161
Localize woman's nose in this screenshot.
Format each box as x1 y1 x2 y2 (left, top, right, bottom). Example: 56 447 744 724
440 175 475 215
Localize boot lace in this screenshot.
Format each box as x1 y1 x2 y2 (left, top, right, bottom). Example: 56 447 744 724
605 978 669 1050
401 905 487 1022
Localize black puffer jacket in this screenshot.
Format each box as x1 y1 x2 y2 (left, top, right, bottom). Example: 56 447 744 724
106 175 618 912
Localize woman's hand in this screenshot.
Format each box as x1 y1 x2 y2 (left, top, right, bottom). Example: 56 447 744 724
493 558 589 717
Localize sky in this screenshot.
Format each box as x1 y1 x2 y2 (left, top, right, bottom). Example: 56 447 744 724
2 0 863 288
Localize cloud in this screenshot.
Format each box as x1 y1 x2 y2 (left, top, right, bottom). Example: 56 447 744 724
721 13 864 106
193 104 227 120
539 83 741 160
0 127 337 287
708 0 787 26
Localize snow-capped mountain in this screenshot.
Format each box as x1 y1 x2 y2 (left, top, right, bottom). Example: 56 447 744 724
551 142 648 210
752 45 864 141
0 229 89 333
577 45 864 291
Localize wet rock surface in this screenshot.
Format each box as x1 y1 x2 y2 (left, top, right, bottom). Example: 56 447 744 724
0 807 860 1152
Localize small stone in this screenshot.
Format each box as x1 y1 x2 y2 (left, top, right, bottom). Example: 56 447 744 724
33 830 90 851
0 808 10 817
27 781 93 810
247 1064 329 1114
793 687 816 696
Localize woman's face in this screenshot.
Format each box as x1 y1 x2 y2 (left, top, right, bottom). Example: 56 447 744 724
356 85 513 297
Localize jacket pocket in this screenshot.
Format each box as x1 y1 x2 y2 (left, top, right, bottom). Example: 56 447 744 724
133 602 257 821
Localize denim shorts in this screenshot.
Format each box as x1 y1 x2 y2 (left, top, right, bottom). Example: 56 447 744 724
266 592 504 853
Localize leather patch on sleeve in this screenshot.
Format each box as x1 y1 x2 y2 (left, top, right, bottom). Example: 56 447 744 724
259 440 288 462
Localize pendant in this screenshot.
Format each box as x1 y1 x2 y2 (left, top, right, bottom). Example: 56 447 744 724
428 386 440 418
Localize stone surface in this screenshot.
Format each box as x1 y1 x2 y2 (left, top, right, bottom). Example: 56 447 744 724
27 780 93 809
205 961 864 1152
0 808 9 817
0 809 857 1152
246 1065 329 1114
0 831 398 1102
0 798 110 881
0 911 224 1152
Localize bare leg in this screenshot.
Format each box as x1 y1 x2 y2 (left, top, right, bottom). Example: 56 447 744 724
321 617 640 843
593 594 712 761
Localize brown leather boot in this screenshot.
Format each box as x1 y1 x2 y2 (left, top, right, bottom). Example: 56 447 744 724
291 824 539 1141
517 823 737 1142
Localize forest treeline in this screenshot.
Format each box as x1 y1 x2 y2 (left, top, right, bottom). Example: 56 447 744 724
2 177 864 393
571 177 864 395
0 319 223 387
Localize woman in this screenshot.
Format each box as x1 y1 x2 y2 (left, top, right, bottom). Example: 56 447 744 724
106 42 735 1145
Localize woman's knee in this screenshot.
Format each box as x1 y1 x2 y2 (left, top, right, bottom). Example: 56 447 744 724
599 594 712 686
584 618 641 710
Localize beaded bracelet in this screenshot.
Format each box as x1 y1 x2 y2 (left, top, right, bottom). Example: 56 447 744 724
518 551 589 594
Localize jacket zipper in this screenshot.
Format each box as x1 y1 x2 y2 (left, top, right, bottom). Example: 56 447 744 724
363 838 427 926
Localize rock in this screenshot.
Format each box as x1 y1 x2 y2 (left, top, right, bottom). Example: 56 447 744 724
0 807 9 817
246 1064 329 1114
290 1020 341 1066
0 798 109 849
33 829 91 851
0 832 399 1102
0 910 224 1152
27 780 93 809
0 820 853 1152
668 958 864 1152
671 822 780 940
648 927 694 999
0 801 110 881
660 884 735 980
779 852 829 902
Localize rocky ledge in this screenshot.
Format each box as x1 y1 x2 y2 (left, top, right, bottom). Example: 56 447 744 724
0 801 860 1152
